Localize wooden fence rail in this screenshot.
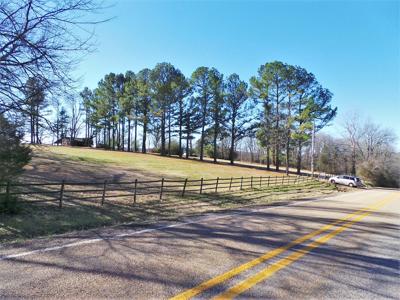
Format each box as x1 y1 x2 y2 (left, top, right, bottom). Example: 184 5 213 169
0 172 334 208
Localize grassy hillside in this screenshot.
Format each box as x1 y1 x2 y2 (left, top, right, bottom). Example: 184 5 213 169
0 145 339 244
24 146 284 182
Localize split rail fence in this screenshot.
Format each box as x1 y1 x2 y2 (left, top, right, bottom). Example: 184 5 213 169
0 173 332 208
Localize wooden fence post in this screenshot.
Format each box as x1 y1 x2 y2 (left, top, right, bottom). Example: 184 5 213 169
240 176 243 190
101 179 107 206
200 178 203 194
59 180 65 208
229 177 233 191
160 178 164 200
267 176 270 187
133 179 137 204
259 176 262 188
182 178 188 197
215 177 219 193
250 176 253 189
281 176 284 185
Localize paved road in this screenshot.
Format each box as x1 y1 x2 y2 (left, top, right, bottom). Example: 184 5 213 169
1 189 399 299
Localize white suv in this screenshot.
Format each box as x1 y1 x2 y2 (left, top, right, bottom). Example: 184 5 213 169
329 175 362 187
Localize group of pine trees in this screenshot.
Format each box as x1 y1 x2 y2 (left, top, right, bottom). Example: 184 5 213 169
50 61 336 175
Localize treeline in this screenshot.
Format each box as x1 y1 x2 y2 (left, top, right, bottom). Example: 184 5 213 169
314 117 399 187
39 61 337 175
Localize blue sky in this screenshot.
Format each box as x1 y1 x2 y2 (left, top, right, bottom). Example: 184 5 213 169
75 0 399 147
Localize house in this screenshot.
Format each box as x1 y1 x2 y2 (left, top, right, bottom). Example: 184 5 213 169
54 137 93 147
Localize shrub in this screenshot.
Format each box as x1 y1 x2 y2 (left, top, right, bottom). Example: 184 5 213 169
0 193 19 214
358 158 400 188
0 115 31 183
152 140 182 156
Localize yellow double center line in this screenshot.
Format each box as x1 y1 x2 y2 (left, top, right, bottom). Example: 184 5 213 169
171 194 397 300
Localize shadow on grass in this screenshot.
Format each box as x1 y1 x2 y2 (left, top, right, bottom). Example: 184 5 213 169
0 181 337 243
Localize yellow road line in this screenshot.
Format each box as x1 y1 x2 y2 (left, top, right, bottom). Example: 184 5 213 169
170 194 395 300
212 195 396 300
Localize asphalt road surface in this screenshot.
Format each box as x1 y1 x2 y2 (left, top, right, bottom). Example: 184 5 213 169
1 189 399 299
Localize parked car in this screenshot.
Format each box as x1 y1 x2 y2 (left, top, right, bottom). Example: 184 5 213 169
329 175 362 187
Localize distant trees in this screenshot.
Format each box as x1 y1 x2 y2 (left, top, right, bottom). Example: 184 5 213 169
24 77 46 144
313 117 399 187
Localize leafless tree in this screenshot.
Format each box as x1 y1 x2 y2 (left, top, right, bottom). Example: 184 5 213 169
342 113 362 175
67 95 83 140
0 0 108 115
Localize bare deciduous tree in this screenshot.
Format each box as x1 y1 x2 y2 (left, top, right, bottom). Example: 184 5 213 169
0 0 107 114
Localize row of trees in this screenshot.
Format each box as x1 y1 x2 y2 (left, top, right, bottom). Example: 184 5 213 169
49 61 336 175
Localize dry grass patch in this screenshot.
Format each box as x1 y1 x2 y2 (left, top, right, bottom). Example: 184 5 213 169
24 145 286 183
0 181 337 243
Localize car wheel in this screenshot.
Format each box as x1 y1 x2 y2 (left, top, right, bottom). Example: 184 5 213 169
330 180 336 184
349 183 354 187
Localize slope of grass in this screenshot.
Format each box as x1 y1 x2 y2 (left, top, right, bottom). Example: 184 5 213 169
0 181 337 243
31 145 285 180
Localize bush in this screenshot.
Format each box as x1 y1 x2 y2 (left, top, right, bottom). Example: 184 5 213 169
358 158 400 188
153 140 182 156
0 194 19 214
0 115 31 183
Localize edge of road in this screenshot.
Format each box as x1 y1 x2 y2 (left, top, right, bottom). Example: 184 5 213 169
0 188 371 260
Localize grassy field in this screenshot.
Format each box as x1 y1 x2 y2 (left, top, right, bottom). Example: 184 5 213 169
22 146 287 183
0 145 341 244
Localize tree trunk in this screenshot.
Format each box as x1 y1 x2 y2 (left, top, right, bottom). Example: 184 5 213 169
297 141 302 174
178 101 183 158
168 109 171 156
161 109 166 156
30 109 34 144
351 147 356 175
285 139 290 175
200 116 205 161
36 105 40 144
229 120 235 164
275 89 280 171
213 127 218 163
121 118 125 151
134 118 138 152
108 125 111 148
142 115 147 153
127 118 131 152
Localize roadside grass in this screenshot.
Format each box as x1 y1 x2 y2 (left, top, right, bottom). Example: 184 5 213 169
32 145 286 180
0 181 337 243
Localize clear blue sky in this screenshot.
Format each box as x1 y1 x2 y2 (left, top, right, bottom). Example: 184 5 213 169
75 0 400 147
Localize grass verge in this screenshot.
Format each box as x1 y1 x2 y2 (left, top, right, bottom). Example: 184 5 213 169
0 181 338 244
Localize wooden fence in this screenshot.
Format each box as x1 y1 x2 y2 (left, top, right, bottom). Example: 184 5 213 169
0 173 332 208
